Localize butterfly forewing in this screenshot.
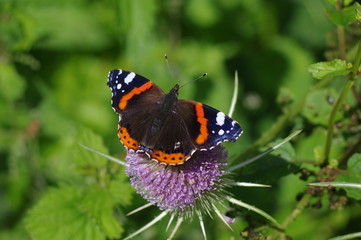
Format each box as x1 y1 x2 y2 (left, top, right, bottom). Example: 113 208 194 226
107 69 163 114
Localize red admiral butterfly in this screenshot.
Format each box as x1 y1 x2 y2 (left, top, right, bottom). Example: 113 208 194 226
107 69 243 165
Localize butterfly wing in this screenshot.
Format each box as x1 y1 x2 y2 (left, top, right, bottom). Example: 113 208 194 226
177 100 243 150
147 109 198 164
108 69 243 165
107 69 164 114
107 69 166 151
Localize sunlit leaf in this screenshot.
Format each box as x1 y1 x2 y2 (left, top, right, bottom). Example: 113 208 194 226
308 59 351 79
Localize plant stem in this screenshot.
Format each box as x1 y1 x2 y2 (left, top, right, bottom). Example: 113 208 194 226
280 193 311 230
323 81 354 164
269 193 312 240
323 42 361 165
337 25 346 60
351 42 361 78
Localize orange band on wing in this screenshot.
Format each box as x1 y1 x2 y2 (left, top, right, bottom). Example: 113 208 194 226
195 103 208 144
151 150 188 165
118 81 153 110
117 126 140 150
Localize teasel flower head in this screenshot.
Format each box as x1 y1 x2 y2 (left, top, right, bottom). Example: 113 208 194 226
119 130 301 240
125 145 228 218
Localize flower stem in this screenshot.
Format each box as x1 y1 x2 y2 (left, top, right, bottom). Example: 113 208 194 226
322 80 353 164
281 193 311 229
323 42 361 165
337 25 346 60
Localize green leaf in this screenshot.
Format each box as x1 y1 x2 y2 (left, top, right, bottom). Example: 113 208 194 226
0 62 26 102
336 153 361 200
356 2 361 21
239 155 300 184
326 0 354 6
38 99 77 138
0 7 36 51
308 59 351 79
266 140 296 162
108 176 134 206
73 128 108 169
295 127 344 163
186 0 219 27
302 89 343 126
25 186 123 240
326 0 337 5
27 6 111 51
80 186 123 238
327 5 357 26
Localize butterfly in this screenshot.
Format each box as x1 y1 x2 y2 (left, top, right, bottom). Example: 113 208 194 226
107 69 242 165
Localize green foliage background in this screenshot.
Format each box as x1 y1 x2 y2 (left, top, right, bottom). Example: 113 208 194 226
1 0 360 239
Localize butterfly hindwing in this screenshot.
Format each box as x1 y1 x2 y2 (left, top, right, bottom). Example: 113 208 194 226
201 103 243 148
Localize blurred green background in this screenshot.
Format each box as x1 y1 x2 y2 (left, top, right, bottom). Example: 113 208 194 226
1 0 360 239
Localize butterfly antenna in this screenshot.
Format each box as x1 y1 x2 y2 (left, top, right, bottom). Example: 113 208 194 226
165 54 176 84
179 73 207 89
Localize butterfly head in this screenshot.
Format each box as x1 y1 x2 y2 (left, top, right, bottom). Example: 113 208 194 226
169 84 180 97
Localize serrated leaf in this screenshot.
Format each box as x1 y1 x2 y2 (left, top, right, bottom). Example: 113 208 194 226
335 154 361 200
73 128 108 169
81 186 123 238
327 5 357 26
25 187 104 240
308 59 351 79
108 177 134 206
100 211 123 238
25 186 123 240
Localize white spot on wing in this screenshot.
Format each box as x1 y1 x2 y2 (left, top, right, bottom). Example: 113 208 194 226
218 129 224 135
117 83 122 89
216 112 226 126
117 70 123 75
125 72 136 84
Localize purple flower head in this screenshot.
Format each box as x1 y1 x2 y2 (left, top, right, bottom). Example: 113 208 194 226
125 146 228 216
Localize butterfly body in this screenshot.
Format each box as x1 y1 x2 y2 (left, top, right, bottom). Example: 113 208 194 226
107 69 242 165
